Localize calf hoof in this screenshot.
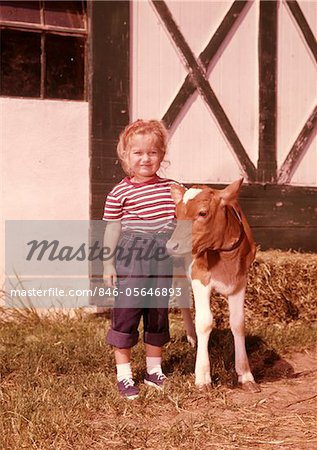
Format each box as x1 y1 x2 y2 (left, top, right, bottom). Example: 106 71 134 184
240 381 261 393
187 335 197 347
196 383 212 393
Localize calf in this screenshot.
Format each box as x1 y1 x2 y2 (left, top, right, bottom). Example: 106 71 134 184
167 179 260 392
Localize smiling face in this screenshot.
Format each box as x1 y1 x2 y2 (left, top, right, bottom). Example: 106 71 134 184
127 133 164 182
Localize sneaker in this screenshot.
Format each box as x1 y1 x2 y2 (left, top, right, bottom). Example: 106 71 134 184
117 378 139 399
144 372 167 390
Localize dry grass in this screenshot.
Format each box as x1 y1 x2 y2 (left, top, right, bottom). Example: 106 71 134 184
0 250 317 449
0 312 316 450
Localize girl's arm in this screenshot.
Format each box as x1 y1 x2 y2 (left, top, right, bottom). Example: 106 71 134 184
103 220 122 287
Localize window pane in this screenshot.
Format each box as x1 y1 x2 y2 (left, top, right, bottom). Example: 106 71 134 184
45 34 85 100
44 1 85 29
0 1 40 24
0 29 41 97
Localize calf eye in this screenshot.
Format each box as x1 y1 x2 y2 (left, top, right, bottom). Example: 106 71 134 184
198 210 207 217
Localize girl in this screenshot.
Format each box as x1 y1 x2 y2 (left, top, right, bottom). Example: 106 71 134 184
103 119 178 399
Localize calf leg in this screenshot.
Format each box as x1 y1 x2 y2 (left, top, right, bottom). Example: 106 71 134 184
173 257 196 346
180 307 196 347
192 279 213 387
228 287 261 392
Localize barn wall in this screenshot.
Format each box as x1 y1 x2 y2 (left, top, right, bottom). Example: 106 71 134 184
0 98 89 293
132 0 256 183
220 184 317 252
131 0 316 187
88 0 316 253
126 0 317 252
277 1 316 186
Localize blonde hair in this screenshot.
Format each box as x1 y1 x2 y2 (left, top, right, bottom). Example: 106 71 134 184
117 119 168 176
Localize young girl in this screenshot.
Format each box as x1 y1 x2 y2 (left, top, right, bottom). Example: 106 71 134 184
103 119 178 399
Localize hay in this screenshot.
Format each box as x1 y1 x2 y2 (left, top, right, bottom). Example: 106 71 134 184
210 250 317 327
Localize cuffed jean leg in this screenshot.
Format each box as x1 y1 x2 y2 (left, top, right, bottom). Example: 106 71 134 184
106 307 143 348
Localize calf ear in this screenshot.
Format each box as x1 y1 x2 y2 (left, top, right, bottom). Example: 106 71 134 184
170 184 186 204
220 178 244 204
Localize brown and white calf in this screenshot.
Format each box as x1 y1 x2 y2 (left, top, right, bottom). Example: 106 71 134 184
167 179 260 392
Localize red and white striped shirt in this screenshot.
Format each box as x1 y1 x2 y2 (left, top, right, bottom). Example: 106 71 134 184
103 175 178 232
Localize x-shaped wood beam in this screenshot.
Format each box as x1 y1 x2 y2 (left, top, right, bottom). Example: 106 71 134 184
151 0 257 182
162 1 250 130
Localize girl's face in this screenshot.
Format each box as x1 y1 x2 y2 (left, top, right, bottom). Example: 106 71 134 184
127 133 164 182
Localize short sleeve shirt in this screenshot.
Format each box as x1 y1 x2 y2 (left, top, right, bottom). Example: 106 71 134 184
103 175 179 232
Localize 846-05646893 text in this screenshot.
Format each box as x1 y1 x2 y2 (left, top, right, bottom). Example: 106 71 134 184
98 287 182 297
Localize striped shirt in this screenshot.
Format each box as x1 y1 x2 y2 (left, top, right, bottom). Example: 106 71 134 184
103 175 178 232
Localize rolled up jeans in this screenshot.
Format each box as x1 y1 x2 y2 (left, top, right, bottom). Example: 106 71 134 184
106 231 173 349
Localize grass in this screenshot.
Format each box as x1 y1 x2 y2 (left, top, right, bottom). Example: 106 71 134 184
1 250 316 449
0 309 316 450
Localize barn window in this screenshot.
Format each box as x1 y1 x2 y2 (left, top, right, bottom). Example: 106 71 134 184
0 1 87 100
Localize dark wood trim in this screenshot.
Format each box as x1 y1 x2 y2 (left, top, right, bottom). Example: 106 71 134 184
152 0 256 182
0 21 87 36
163 0 250 130
89 0 129 220
286 0 317 63
257 0 278 183
89 1 129 304
278 106 317 184
203 183 317 252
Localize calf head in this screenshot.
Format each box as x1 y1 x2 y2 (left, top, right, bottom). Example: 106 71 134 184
167 178 244 257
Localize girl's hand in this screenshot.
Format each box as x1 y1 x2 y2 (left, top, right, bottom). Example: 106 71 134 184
103 265 117 288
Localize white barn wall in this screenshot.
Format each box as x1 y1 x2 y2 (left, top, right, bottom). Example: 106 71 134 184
131 0 188 120
277 1 317 186
208 0 259 169
0 98 89 298
131 0 259 184
131 0 316 187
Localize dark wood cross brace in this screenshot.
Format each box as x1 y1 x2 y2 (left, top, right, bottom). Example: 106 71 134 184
151 0 257 182
151 0 316 185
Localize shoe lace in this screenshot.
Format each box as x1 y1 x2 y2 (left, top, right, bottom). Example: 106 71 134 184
122 378 135 387
156 372 166 381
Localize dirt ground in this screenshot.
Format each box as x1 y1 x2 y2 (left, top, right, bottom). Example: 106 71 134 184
208 345 317 449
92 344 317 450
230 345 317 410
136 344 317 450
218 345 317 450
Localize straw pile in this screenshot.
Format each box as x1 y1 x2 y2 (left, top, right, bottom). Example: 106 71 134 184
209 250 317 327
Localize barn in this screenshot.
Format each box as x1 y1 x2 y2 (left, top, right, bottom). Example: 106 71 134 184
1 1 316 304
90 0 317 251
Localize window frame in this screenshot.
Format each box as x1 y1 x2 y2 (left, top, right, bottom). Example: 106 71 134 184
0 0 88 101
